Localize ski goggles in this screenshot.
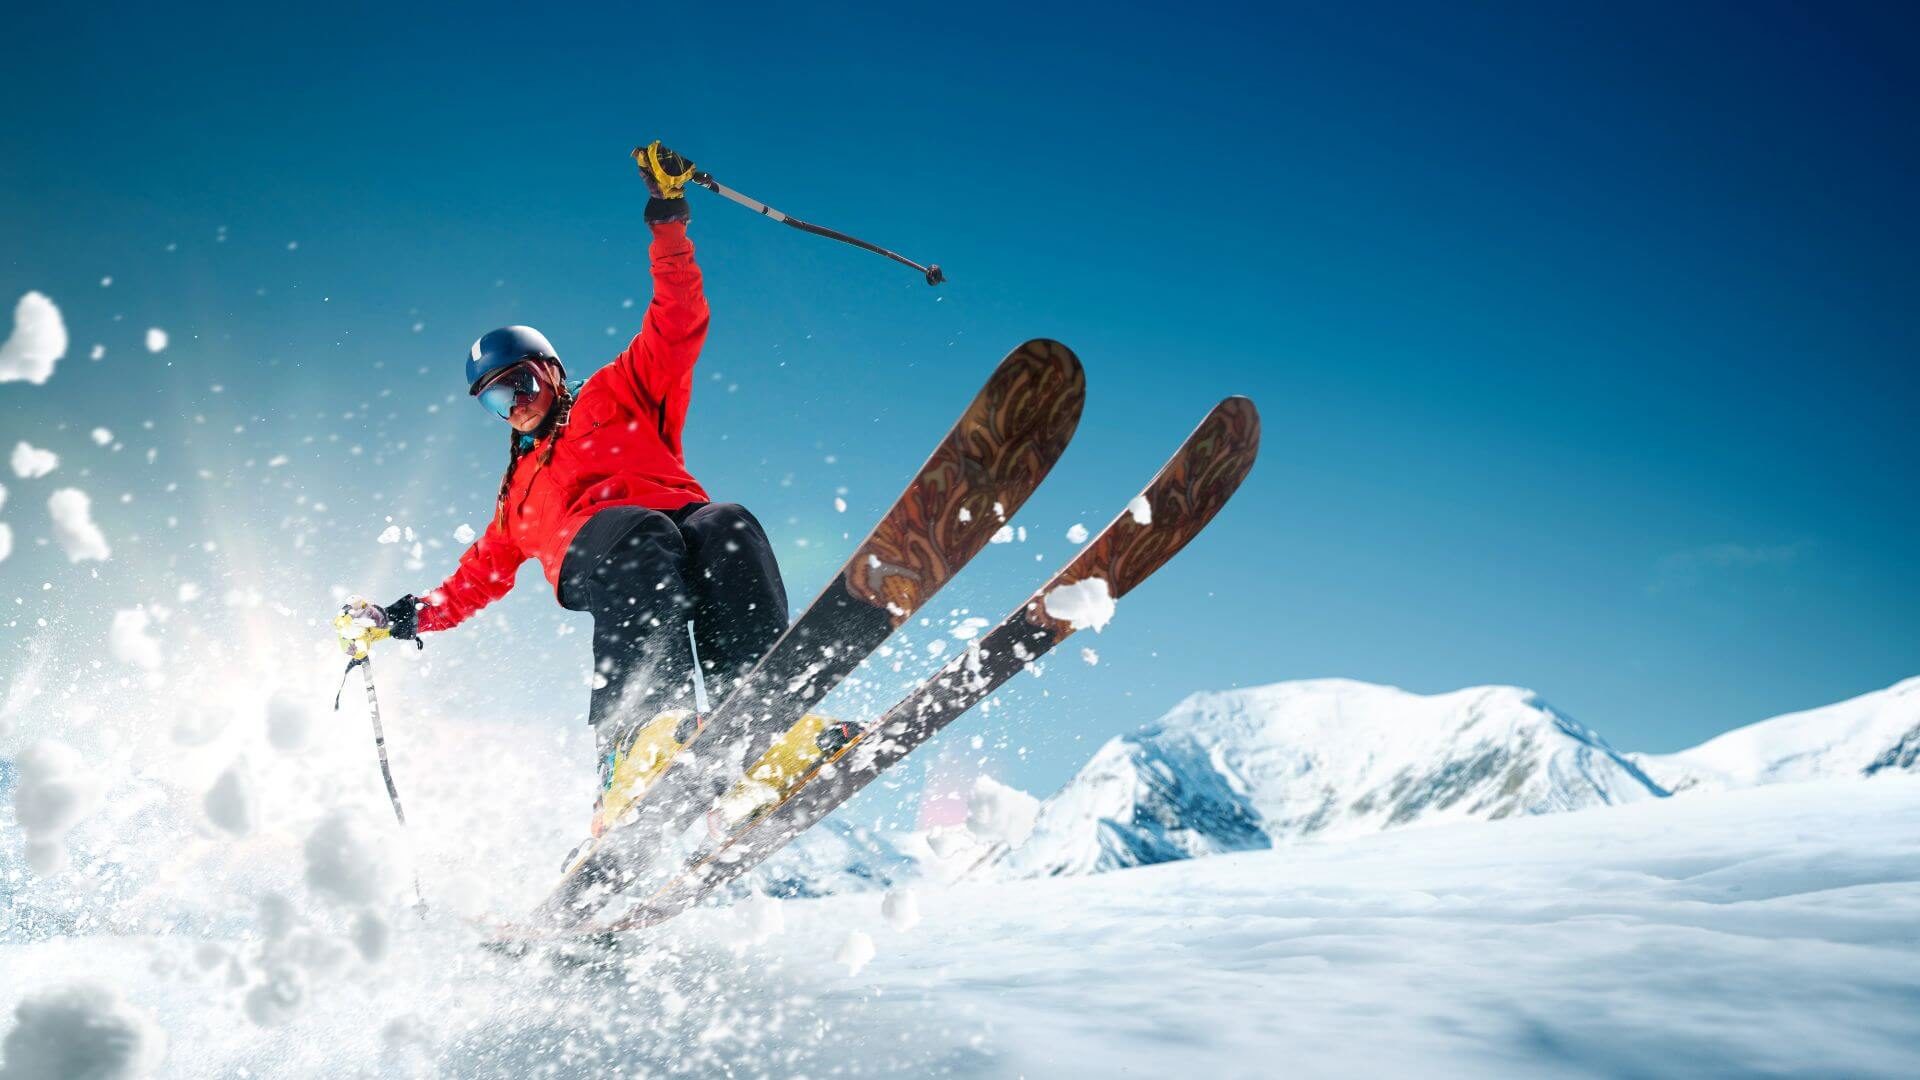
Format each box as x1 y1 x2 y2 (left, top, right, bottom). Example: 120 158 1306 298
475 363 544 420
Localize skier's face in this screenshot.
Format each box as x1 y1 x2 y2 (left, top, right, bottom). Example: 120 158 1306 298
478 362 560 432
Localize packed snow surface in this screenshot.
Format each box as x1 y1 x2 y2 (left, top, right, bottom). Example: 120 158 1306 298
3 774 1916 1076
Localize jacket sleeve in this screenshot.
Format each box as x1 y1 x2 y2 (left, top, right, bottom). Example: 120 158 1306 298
416 515 527 633
609 220 710 409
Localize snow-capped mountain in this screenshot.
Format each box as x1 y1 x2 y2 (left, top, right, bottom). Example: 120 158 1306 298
1000 679 1665 878
1630 676 1920 794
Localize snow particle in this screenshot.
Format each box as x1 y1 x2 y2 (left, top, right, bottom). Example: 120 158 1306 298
12 441 58 478
49 488 111 561
0 291 68 385
13 739 99 876
835 930 876 976
350 911 391 964
989 525 1015 545
1081 646 1100 666
1127 495 1153 526
0 523 11 565
90 427 113 446
266 690 314 751
108 607 162 670
144 328 168 353
453 522 476 544
966 775 1040 849
243 965 307 1028
1066 523 1090 544
303 812 393 906
882 888 921 932
1044 577 1116 633
204 762 254 835
0 983 167 1079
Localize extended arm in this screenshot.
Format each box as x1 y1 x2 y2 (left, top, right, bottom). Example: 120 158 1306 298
408 515 528 634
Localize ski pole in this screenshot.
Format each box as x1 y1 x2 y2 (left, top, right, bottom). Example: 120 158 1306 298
333 605 429 918
670 158 946 287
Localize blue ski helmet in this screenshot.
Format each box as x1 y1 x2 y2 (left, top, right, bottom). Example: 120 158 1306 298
467 325 561 394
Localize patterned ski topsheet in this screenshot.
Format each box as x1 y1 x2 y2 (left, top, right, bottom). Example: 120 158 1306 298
532 396 1262 938
536 339 1086 923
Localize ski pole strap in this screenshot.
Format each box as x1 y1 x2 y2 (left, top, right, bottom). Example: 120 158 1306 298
333 655 367 711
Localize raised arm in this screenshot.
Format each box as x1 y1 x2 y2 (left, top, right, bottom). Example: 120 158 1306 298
611 142 711 407
413 514 528 634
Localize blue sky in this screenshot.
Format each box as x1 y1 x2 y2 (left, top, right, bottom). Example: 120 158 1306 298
3 1 1916 804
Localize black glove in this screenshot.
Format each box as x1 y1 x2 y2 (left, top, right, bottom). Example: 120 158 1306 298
383 595 420 640
633 140 696 224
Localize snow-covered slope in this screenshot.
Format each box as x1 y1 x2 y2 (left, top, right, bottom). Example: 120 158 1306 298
7 772 1919 1077
1001 678 1664 878
1632 676 1920 794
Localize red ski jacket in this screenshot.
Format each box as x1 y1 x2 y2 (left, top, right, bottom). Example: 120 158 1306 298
416 220 710 633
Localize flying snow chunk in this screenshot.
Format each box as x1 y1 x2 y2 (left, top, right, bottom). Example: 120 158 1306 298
243 965 307 1028
966 775 1040 848
0 481 7 512
1067 522 1090 544
12 441 58 478
145 327 168 353
0 523 11 565
0 291 68 385
882 888 921 932
304 811 393 906
741 893 785 944
989 525 1015 544
453 523 476 544
13 739 99 875
835 930 876 976
266 690 315 751
351 911 391 963
90 344 105 361
48 488 111 562
376 525 402 544
0 983 167 1080
1081 646 1100 666
1044 576 1116 632
109 608 162 670
1127 495 1152 525
91 427 113 446
204 763 254 835
951 616 991 641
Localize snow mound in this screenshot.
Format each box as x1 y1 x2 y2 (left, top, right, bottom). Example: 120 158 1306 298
1633 676 1920 793
1001 678 1664 878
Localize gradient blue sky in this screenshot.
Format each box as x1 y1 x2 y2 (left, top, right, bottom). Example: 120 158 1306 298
3 2 1916 802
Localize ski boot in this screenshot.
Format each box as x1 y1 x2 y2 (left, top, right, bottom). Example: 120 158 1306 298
591 708 703 838
707 714 867 836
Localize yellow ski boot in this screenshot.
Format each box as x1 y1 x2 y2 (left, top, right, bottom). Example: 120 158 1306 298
593 709 702 837
708 714 866 836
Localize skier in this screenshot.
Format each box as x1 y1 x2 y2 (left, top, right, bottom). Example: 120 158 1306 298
354 142 795 835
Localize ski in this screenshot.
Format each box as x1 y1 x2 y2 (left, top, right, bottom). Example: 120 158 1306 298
494 395 1259 941
534 339 1086 925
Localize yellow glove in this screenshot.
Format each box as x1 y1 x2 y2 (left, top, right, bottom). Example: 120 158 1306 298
633 141 697 200
334 597 393 660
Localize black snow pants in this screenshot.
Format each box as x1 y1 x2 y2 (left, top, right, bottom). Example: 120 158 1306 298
558 502 788 784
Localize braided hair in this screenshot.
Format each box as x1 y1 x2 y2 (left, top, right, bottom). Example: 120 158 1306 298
490 362 575 530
